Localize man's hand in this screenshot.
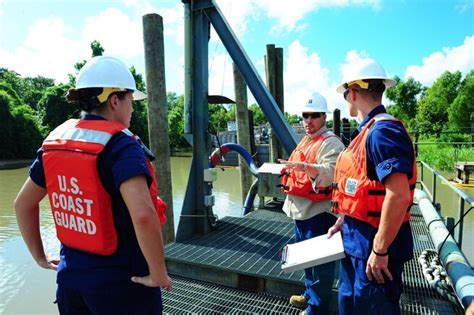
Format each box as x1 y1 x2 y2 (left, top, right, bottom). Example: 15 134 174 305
278 159 318 178
327 215 344 238
131 273 172 291
366 252 392 284
37 256 60 271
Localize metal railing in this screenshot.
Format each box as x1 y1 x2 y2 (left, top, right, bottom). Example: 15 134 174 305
417 160 474 248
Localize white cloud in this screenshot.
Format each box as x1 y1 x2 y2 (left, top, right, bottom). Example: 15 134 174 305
284 40 333 114
405 35 474 86
455 0 474 13
255 0 380 32
0 16 80 82
82 8 143 58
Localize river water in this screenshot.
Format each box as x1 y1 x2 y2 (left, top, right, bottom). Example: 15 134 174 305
0 157 473 314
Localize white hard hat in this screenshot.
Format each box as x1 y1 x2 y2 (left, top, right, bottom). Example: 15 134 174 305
336 59 397 93
76 56 146 100
299 92 330 113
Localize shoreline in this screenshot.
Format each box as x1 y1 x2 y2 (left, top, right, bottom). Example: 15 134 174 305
0 160 33 170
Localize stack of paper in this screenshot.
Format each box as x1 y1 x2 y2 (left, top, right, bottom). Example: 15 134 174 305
281 231 345 273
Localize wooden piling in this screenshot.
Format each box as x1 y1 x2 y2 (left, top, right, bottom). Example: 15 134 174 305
143 13 175 243
233 63 253 205
265 44 285 161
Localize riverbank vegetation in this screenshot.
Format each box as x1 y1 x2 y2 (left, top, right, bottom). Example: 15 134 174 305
1 42 472 171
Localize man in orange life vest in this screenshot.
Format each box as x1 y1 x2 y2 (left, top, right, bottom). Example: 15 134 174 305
279 92 345 314
14 56 171 314
328 59 417 314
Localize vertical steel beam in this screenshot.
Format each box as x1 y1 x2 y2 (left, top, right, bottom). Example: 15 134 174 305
176 6 214 241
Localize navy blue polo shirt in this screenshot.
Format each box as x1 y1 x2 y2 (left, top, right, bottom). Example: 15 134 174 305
30 114 153 289
343 105 414 262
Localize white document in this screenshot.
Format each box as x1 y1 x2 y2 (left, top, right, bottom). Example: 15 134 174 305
281 231 345 273
258 162 286 174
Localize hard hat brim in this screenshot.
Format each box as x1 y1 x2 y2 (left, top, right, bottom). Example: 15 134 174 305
299 106 331 114
133 90 147 101
336 78 397 93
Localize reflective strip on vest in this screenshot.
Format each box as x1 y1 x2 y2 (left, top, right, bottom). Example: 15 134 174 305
45 127 114 146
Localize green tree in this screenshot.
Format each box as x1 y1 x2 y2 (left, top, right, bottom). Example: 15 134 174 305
167 92 187 150
448 70 474 133
22 76 55 109
91 40 104 57
285 112 300 125
386 76 424 126
209 104 229 134
38 84 79 135
416 71 462 137
128 66 149 144
0 90 42 159
249 104 267 125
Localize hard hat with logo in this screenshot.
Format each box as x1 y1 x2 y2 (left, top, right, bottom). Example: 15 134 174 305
74 56 146 101
299 91 330 113
336 59 397 93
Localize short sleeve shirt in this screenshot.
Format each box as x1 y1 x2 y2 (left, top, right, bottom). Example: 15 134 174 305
29 114 153 289
343 105 414 262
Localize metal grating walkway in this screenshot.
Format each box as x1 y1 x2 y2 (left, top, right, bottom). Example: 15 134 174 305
400 205 463 314
164 206 464 314
165 209 304 285
162 275 300 314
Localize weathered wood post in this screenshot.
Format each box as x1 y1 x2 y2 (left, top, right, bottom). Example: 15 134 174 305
233 63 253 205
265 44 285 162
143 13 175 243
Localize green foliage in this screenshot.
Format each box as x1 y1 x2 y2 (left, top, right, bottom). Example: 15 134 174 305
415 71 462 136
249 104 268 125
0 90 43 159
417 142 474 171
208 104 229 134
167 92 188 151
38 84 79 135
22 76 55 109
0 81 22 107
386 76 423 121
90 40 104 57
130 99 149 145
285 112 300 124
447 70 473 133
386 76 424 129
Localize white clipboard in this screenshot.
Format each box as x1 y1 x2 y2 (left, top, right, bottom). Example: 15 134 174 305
281 231 345 273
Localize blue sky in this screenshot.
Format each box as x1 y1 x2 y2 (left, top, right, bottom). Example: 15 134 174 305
1 0 473 116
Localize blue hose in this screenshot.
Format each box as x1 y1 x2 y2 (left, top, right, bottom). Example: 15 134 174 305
209 143 260 214
242 179 259 216
209 143 258 177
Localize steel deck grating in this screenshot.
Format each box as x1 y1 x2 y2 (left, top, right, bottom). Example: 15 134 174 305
165 206 464 314
162 275 301 314
166 210 306 283
400 205 463 314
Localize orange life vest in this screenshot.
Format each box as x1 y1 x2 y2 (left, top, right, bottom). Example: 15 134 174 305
42 119 166 255
280 130 336 201
331 114 417 228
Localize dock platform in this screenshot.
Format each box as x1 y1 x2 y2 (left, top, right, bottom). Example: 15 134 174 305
163 205 464 314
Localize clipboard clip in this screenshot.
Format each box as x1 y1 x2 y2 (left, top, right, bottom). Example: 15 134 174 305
279 245 288 264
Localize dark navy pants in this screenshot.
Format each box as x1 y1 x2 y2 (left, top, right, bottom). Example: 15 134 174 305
338 254 405 315
294 212 337 315
56 282 163 315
